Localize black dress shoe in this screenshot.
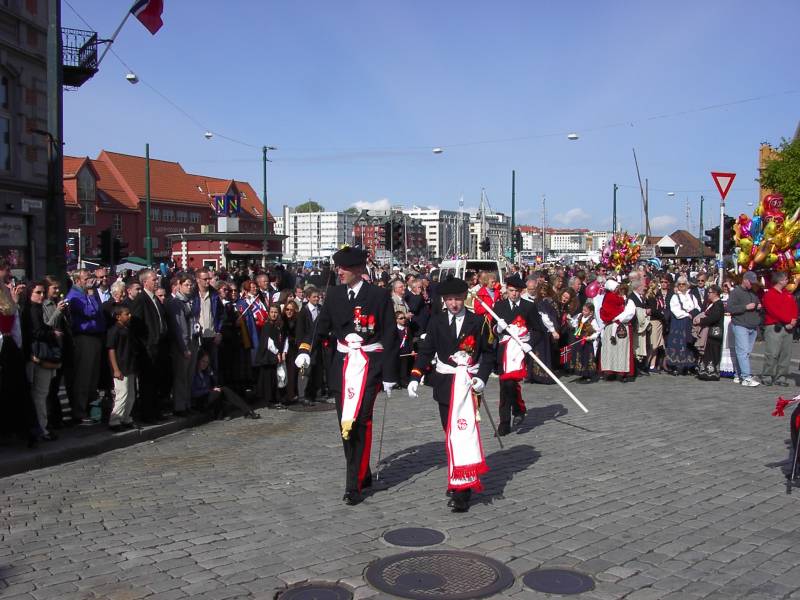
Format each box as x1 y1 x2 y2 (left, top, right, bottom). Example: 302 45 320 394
361 474 373 489
497 423 511 437
246 411 261 419
512 414 525 428
342 491 363 506
450 493 469 513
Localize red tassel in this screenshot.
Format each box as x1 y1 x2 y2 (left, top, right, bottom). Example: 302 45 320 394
773 397 795 417
451 462 488 481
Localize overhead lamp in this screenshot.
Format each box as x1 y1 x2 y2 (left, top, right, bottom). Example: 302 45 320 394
567 133 579 140
204 131 213 140
125 72 139 84
432 147 443 154
667 192 675 197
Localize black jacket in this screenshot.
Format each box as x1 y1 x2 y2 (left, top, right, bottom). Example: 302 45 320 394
411 310 494 405
131 291 167 357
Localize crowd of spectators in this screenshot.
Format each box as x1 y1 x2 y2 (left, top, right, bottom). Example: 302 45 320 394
0 254 797 449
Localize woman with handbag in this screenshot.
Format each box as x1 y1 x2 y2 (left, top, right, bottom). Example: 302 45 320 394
25 282 63 440
694 285 724 381
665 276 700 375
255 304 286 409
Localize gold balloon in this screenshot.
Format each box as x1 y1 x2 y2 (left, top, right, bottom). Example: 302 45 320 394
765 221 778 237
738 251 750 266
787 282 798 293
765 253 779 267
739 238 753 254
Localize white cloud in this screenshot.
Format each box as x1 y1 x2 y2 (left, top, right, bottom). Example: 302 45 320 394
552 208 591 226
352 198 391 211
650 215 678 234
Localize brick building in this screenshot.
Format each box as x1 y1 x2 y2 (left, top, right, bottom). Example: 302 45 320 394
63 150 280 265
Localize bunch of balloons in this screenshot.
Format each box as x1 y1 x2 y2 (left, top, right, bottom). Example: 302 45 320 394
601 233 641 272
734 194 800 290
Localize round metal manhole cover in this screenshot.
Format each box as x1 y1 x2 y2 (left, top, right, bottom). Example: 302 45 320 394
384 527 446 548
364 550 514 599
276 581 352 600
522 569 595 595
287 402 337 412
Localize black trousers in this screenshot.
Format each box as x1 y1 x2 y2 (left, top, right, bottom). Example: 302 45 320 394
137 340 168 420
196 387 252 417
499 379 526 426
71 334 102 420
333 379 378 493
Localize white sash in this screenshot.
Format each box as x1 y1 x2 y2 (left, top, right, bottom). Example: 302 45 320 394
499 323 529 381
336 334 383 440
436 352 487 491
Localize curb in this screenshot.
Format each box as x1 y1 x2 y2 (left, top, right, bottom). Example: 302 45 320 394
0 413 211 479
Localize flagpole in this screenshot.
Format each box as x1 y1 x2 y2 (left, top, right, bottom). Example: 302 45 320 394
97 2 136 66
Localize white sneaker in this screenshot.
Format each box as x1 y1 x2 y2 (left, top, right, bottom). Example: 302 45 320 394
741 377 760 387
733 375 741 384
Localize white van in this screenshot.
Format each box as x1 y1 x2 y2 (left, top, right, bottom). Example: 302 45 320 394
434 259 505 286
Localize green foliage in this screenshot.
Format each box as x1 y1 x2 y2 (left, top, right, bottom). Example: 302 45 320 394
296 200 325 213
760 137 800 215
343 206 361 215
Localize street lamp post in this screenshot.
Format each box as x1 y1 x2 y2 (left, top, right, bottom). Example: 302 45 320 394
261 145 276 266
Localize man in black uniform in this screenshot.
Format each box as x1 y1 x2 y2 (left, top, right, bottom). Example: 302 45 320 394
408 278 494 512
295 247 398 506
493 274 546 435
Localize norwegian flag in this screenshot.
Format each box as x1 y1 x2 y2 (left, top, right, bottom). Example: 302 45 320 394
251 299 269 329
130 0 164 35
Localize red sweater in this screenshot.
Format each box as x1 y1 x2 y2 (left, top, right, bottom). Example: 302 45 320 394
762 287 798 326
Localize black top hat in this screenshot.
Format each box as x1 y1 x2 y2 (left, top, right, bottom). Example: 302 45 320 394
332 246 368 268
438 278 468 296
505 274 526 289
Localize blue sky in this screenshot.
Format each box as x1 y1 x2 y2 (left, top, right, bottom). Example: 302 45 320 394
63 1 799 235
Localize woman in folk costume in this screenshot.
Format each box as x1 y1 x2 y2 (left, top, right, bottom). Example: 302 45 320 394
645 278 669 373
526 281 559 383
556 288 580 371
408 278 494 513
693 284 724 381
473 271 500 322
295 246 398 507
598 280 636 382
493 274 546 435
236 280 269 371
570 301 600 382
665 275 699 375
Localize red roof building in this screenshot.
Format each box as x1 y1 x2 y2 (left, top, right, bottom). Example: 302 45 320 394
63 150 281 265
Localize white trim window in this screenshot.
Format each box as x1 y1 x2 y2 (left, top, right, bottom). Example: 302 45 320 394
78 169 96 225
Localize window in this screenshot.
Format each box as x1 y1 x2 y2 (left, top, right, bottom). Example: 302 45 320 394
176 210 187 223
144 237 160 249
162 209 174 222
112 214 121 232
150 207 160 221
189 212 200 223
0 77 9 171
77 169 96 225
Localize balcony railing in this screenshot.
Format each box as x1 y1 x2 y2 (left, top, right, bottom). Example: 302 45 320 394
62 27 98 87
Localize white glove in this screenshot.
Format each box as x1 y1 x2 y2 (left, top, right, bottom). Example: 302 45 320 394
471 377 485 394
294 353 311 369
407 381 419 397
383 382 396 397
521 342 532 354
495 318 508 333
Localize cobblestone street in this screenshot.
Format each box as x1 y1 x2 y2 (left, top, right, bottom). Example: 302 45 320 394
3 366 800 599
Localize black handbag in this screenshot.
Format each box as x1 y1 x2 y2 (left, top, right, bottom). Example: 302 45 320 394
31 340 62 368
616 324 627 339
708 325 723 340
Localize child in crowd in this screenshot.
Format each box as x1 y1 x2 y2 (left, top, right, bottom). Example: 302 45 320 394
255 304 286 408
106 305 139 432
570 301 599 383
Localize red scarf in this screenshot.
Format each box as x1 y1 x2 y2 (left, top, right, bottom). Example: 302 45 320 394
599 293 624 324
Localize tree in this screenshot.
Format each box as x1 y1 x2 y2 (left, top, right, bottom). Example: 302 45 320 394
760 137 800 215
343 206 360 215
296 200 325 213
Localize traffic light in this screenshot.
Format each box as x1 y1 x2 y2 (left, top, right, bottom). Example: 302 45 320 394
112 237 128 264
383 222 391 249
513 229 523 251
479 238 490 253
704 226 719 252
66 236 77 260
722 215 736 256
392 222 404 252
99 228 112 264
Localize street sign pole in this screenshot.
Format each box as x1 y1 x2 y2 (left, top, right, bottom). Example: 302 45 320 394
711 172 736 286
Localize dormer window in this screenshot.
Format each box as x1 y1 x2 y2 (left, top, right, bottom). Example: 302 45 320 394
77 168 96 225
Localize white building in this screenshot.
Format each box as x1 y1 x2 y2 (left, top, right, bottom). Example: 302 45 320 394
403 207 469 259
469 211 511 260
276 205 356 261
587 230 614 252
549 231 588 254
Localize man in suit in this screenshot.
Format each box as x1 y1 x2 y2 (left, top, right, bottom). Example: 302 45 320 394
294 286 324 404
131 269 169 423
408 278 494 513
295 247 398 506
493 274 546 435
690 274 709 310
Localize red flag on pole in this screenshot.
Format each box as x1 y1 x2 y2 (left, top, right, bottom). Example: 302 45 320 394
130 0 164 35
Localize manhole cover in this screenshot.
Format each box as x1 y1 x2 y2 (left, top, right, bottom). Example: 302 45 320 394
288 402 336 412
365 550 514 599
384 527 446 547
277 581 352 600
522 569 595 595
